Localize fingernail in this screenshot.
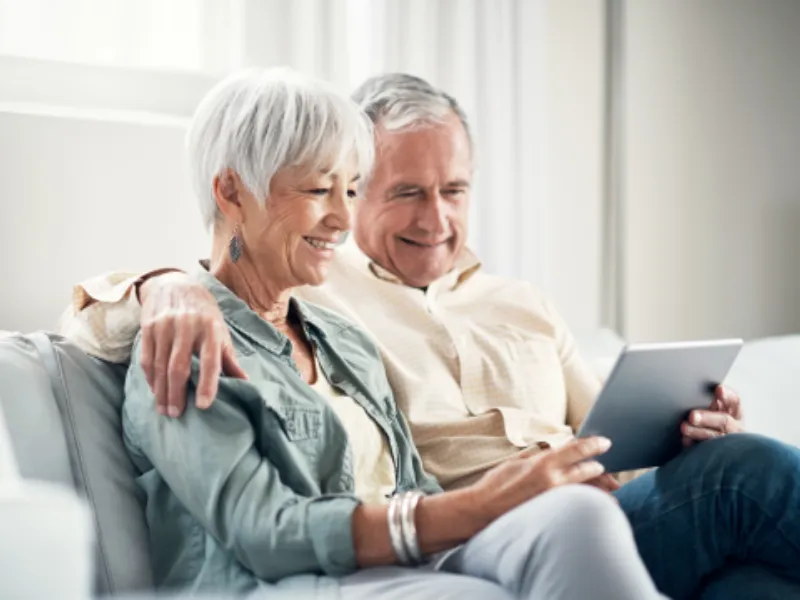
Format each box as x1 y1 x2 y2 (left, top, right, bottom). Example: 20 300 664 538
597 437 612 450
156 405 167 416
692 413 702 425
167 406 181 418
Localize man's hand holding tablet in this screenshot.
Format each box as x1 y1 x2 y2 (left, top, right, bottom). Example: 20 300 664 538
577 339 744 473
681 384 745 447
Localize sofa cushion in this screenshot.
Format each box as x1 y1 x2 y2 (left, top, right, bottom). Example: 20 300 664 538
0 333 153 595
0 335 74 488
0 399 21 483
726 335 800 447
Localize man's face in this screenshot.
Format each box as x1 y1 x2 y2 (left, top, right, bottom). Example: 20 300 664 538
353 113 472 289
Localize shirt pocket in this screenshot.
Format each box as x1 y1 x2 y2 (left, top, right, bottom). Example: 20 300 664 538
271 405 322 441
244 377 324 448
487 325 568 415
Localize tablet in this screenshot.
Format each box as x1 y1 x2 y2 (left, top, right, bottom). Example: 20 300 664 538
576 339 743 473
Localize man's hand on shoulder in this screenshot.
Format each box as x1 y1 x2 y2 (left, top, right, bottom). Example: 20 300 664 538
139 273 247 418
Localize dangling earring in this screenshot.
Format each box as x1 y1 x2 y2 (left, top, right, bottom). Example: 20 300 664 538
229 225 243 263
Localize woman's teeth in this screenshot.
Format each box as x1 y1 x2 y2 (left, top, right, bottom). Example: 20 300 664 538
305 237 337 250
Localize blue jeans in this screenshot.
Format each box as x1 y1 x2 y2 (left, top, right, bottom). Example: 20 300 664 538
615 433 800 599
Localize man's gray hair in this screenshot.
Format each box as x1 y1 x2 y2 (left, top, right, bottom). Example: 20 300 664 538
187 67 374 230
351 73 473 152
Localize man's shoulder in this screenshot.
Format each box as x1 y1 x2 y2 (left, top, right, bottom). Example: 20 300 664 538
463 269 550 304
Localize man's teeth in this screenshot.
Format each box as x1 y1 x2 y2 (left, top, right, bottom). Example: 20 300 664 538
306 237 337 250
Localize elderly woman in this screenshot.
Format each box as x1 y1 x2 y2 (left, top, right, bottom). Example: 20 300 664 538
122 68 665 600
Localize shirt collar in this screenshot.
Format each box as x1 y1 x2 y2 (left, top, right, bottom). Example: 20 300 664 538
341 239 482 292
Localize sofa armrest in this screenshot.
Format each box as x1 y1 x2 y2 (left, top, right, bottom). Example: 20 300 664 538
0 400 20 484
0 480 93 599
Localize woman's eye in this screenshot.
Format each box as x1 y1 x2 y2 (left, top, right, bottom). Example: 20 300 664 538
308 188 331 196
347 189 358 198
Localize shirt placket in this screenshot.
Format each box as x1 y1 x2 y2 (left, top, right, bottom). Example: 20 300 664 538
315 348 400 489
422 281 463 387
425 278 484 417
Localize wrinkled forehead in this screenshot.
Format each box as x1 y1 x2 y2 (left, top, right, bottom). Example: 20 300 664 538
371 118 472 187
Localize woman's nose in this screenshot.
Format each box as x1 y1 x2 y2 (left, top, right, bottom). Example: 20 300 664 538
326 190 353 231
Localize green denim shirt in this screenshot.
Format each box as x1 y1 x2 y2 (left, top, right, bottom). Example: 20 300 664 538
122 270 441 594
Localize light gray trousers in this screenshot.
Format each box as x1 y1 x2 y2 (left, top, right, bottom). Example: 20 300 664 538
336 485 667 600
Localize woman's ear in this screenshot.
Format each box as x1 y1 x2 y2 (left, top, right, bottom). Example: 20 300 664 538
212 169 243 221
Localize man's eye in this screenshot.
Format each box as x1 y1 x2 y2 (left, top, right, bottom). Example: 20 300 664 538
347 189 358 198
396 190 420 198
308 188 331 196
443 189 466 197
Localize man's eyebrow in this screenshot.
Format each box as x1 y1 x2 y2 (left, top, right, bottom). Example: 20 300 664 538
390 183 423 194
350 174 361 183
445 179 471 188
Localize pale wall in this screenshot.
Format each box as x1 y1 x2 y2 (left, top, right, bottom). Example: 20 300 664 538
0 108 207 332
622 0 800 341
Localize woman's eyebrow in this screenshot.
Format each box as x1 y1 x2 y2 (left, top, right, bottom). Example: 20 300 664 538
319 172 362 183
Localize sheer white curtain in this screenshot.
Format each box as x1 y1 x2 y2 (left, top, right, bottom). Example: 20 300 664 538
0 0 549 288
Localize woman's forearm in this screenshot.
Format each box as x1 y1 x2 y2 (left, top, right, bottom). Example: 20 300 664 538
352 487 486 567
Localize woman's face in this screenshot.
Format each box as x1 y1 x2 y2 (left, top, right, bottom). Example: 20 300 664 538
238 163 358 288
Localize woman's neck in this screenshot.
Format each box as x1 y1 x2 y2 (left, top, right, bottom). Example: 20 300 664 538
210 251 293 329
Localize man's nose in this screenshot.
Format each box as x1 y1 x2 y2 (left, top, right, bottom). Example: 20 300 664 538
416 195 449 236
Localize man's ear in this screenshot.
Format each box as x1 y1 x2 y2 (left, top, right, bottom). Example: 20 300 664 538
212 169 243 221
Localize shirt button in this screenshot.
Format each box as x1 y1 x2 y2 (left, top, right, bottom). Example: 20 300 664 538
330 373 344 384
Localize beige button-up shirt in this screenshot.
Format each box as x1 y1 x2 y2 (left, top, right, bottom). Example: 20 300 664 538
60 240 603 489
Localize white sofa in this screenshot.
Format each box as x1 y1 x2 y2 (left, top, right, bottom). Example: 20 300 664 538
1 329 798 598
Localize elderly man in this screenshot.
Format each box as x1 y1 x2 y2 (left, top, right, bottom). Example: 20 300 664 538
62 74 800 599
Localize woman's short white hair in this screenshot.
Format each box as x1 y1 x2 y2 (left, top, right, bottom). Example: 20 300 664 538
187 67 375 230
